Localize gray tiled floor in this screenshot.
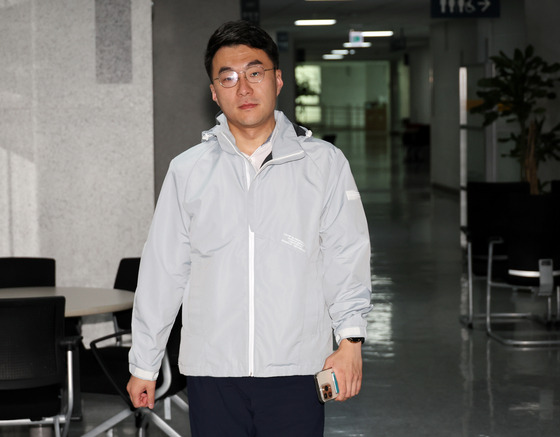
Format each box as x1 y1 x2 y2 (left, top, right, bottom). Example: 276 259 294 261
3 130 560 437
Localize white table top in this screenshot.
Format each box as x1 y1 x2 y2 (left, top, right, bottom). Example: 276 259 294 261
0 286 135 317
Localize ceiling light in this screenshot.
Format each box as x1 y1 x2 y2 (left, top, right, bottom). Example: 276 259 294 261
295 19 337 26
362 31 394 37
343 42 372 48
322 54 344 60
331 49 349 55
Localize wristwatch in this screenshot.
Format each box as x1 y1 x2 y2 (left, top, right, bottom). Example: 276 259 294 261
346 337 365 344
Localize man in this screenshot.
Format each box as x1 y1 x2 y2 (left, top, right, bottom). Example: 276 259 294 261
127 20 372 436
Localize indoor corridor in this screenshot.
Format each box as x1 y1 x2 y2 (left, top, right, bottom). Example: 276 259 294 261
5 131 560 437
324 129 560 437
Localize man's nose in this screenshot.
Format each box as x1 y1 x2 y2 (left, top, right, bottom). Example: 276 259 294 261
236 73 253 94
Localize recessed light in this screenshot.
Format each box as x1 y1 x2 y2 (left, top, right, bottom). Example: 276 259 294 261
322 54 344 60
331 50 349 55
295 19 337 26
343 42 372 48
362 31 394 37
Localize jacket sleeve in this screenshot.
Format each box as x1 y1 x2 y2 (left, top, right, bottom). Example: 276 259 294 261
320 149 372 344
129 160 190 380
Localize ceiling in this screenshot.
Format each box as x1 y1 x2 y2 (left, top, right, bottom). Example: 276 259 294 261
259 0 433 62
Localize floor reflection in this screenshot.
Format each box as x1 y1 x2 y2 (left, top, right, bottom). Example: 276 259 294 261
322 128 560 437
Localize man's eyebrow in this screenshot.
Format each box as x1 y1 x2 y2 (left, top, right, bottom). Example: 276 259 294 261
217 60 264 74
246 59 264 67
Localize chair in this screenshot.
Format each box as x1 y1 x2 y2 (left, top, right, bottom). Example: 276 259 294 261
0 296 80 437
0 257 55 288
485 193 560 346
460 181 530 327
402 121 430 162
0 258 87 418
80 309 188 437
112 257 141 335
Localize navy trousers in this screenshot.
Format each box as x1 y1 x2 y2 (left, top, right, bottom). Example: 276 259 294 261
186 375 325 437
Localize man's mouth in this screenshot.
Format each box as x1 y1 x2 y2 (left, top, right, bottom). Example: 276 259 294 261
239 103 257 110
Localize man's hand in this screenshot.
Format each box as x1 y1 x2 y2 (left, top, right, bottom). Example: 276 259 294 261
323 339 363 402
127 375 157 409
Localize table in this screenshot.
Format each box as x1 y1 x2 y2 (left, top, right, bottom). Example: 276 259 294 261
0 286 135 420
0 286 135 317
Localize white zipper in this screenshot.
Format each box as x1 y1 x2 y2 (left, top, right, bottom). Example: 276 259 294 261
248 228 255 376
241 157 256 377
221 134 303 376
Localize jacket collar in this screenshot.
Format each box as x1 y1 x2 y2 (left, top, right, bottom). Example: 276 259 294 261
201 111 309 164
269 111 307 164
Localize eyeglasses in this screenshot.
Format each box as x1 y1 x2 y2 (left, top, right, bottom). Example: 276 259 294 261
213 65 275 88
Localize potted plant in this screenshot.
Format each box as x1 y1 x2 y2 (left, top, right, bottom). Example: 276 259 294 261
470 45 560 194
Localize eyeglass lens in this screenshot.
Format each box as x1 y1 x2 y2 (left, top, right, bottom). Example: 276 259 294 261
219 66 266 88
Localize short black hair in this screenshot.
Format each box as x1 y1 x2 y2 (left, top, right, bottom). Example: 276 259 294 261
204 20 279 81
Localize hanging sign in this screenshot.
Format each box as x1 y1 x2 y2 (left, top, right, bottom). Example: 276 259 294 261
349 31 364 44
431 0 500 18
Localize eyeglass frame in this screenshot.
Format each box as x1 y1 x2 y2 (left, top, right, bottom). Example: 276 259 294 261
213 65 276 88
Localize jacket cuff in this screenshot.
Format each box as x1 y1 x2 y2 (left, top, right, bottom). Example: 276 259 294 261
335 327 367 345
129 364 159 381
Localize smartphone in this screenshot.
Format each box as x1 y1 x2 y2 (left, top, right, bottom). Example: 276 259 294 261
314 368 339 403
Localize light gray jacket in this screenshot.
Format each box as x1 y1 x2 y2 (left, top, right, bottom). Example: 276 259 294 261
129 111 372 379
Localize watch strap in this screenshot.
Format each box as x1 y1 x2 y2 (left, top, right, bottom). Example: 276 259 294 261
346 337 365 344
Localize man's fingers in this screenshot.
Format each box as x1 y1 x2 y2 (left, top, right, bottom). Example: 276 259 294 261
127 376 157 409
138 392 148 407
146 389 155 409
335 370 361 401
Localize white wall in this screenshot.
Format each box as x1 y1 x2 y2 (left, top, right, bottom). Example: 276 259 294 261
430 21 465 190
0 0 154 287
319 61 390 129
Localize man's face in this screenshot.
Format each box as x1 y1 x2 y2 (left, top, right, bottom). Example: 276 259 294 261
210 45 283 136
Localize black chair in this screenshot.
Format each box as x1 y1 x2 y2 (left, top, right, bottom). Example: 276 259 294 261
0 297 80 437
0 257 55 288
80 309 188 437
402 122 430 162
485 193 560 346
112 257 141 336
460 181 530 326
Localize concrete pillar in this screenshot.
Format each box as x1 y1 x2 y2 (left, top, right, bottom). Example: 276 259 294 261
0 0 154 287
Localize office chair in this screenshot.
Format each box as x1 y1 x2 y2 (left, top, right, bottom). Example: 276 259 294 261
0 296 80 437
0 257 56 288
81 309 188 437
460 181 530 327
112 257 141 336
485 193 560 346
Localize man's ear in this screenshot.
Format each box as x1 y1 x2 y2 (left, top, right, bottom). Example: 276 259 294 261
210 84 220 106
275 69 284 96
